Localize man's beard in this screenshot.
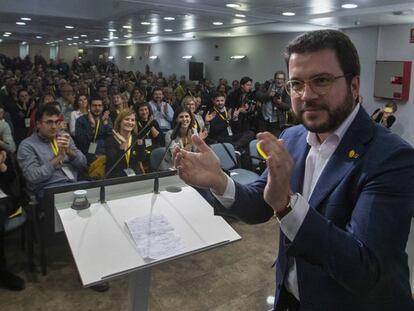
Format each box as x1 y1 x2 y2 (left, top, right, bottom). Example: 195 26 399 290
295 90 355 133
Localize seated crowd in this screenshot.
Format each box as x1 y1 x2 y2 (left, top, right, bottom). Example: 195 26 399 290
0 54 297 291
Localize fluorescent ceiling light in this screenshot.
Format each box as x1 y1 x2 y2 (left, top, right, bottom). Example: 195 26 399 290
163 17 175 20
213 22 223 25
230 55 246 59
147 31 156 34
73 36 79 39
124 34 132 38
3 34 10 37
20 17 31 21
4 32 11 35
94 39 101 42
123 25 132 29
126 55 133 59
112 36 119 39
182 55 193 59
80 34 87 37
84 40 89 43
66 38 73 40
36 35 42 39
164 29 173 32
226 4 241 8
341 3 358 9
141 22 151 25
16 22 26 25
149 55 158 59
108 28 117 32
68 43 72 46
108 56 114 60
235 14 246 18
65 25 74 29
282 12 296 16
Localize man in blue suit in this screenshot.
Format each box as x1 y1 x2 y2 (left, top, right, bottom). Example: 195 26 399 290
173 30 414 310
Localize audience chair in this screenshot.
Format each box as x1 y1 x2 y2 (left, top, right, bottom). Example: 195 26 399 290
149 147 167 171
210 143 259 185
248 139 266 174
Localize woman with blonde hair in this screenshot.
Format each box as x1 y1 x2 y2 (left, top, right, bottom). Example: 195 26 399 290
181 96 207 137
105 108 145 178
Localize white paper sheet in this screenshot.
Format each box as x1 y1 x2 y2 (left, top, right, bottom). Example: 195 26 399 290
125 213 187 260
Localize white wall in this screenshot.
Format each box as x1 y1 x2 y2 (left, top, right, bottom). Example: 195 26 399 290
376 24 414 145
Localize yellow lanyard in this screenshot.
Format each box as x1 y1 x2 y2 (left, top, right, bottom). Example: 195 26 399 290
93 119 100 142
50 139 59 156
214 107 228 121
193 119 199 130
125 135 132 168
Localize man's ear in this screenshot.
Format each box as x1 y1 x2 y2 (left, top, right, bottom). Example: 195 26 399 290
350 75 360 102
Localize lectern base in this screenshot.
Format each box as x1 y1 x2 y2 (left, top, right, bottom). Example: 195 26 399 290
128 268 151 311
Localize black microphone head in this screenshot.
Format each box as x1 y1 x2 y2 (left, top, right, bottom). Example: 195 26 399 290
170 121 182 140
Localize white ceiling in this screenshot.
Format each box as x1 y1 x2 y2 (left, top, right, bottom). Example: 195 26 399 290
0 0 414 47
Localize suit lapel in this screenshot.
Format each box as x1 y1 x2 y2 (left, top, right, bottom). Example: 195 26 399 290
289 129 310 194
308 107 375 210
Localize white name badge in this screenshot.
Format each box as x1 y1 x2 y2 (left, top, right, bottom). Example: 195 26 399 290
24 118 31 128
61 165 76 181
227 126 233 137
145 139 152 148
88 142 97 154
123 168 136 177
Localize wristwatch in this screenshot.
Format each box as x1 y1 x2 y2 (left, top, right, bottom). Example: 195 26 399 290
275 194 298 220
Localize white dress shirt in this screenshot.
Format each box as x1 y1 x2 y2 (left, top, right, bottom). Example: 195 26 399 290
213 103 361 300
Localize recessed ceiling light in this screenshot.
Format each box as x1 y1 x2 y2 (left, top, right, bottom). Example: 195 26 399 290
20 17 31 21
163 17 175 20
164 29 173 32
94 39 101 42
149 55 158 59
16 22 26 25
108 28 117 32
282 12 296 16
123 25 132 29
4 32 11 35
147 31 156 34
103 38 109 41
226 3 241 8
230 55 246 59
73 36 79 39
182 55 193 59
3 34 10 37
65 25 74 29
124 34 132 38
235 14 246 18
66 38 73 40
126 55 133 59
112 36 119 39
80 34 87 37
341 3 358 9
213 21 223 25
36 35 42 39
84 40 89 43
141 22 151 25
108 56 114 60
68 43 72 46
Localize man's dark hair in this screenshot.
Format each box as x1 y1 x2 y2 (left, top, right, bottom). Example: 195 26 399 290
35 103 61 122
239 76 252 86
152 87 163 95
284 30 360 85
90 96 103 105
211 91 226 100
274 70 286 80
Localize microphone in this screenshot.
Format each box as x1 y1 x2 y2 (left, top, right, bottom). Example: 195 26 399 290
99 119 155 203
153 122 181 194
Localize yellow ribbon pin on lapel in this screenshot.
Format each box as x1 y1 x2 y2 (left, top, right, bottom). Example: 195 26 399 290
256 141 268 160
348 149 359 159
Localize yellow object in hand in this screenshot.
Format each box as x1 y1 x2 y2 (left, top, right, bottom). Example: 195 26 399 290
256 141 268 160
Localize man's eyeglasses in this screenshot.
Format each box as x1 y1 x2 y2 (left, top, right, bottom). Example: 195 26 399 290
285 74 350 98
41 120 62 127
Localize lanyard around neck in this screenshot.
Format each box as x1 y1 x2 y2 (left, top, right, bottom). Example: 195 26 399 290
214 107 228 121
50 139 59 156
93 119 101 142
125 135 132 168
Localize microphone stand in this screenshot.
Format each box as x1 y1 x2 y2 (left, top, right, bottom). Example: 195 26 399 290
100 120 155 203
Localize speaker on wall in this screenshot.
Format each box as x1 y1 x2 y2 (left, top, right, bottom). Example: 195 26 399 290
189 62 204 81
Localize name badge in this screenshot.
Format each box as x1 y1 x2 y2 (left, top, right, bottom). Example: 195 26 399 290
61 165 76 181
24 118 31 128
227 126 233 137
123 168 136 177
88 142 97 154
145 139 152 148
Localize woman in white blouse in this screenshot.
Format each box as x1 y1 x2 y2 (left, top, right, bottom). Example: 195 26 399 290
69 95 88 136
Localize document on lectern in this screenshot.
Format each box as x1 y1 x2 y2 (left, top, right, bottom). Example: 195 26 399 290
125 213 187 260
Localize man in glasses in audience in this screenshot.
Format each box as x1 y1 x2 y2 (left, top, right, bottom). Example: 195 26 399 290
17 104 86 199
174 30 414 310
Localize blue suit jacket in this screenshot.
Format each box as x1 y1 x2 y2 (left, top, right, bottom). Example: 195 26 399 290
226 107 414 310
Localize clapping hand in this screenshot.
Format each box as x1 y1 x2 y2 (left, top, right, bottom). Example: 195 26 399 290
112 130 127 150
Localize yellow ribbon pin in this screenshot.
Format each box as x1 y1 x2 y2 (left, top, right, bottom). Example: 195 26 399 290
256 141 268 160
348 149 359 159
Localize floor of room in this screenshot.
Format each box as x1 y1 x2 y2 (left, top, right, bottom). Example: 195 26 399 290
0 217 279 311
